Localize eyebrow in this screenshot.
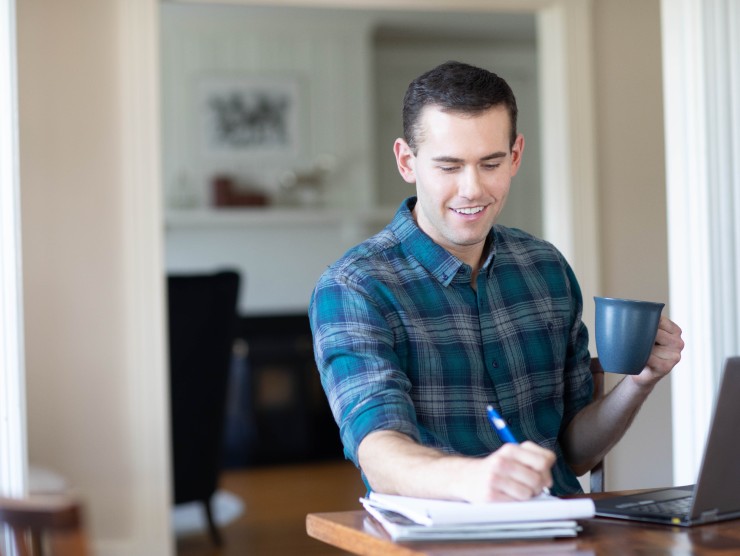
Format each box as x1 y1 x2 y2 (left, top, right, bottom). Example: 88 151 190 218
431 152 508 163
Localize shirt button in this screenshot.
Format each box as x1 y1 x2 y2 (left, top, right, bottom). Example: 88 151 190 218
547 322 554 331
492 360 499 368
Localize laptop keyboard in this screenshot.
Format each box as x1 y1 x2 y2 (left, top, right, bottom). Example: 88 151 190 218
628 496 692 516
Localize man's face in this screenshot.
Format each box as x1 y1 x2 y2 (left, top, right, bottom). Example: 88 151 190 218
394 105 525 266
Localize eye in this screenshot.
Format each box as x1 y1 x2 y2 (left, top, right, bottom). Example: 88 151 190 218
482 163 501 170
438 165 459 173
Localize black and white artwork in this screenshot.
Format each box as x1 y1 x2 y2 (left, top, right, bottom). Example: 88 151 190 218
199 77 300 157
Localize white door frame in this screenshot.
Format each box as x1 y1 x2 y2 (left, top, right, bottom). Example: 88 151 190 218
0 0 27 501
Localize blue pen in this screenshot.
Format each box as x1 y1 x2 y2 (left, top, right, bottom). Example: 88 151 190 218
486 405 519 444
486 405 552 496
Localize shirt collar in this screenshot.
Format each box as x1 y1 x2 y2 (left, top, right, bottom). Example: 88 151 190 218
390 197 497 287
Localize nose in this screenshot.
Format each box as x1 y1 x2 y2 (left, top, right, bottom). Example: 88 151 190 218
458 167 484 199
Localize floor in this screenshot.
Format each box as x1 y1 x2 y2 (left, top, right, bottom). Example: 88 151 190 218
175 459 366 556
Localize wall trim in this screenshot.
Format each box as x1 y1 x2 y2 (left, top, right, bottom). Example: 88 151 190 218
111 0 173 554
537 0 600 341
0 0 28 502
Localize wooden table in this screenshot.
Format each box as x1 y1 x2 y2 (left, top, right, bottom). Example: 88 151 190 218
306 494 740 555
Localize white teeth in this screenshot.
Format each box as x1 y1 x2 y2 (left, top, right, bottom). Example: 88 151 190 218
455 206 484 215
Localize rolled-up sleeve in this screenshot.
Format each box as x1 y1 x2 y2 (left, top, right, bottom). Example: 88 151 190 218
560 261 594 430
309 267 420 465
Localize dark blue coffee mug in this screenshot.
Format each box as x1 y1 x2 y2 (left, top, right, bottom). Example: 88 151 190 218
594 296 664 374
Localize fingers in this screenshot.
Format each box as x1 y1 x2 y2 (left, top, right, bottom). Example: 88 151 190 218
479 442 555 502
655 316 684 350
649 316 684 370
634 317 684 385
518 442 557 478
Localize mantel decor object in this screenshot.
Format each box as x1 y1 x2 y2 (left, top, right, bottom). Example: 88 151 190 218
212 176 269 207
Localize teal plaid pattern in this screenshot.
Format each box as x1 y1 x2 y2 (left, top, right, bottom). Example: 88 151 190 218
310 198 593 494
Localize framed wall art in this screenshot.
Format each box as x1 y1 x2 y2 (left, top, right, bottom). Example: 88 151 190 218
198 75 302 159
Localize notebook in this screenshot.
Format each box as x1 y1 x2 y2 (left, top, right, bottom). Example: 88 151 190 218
363 491 595 526
360 491 593 541
362 504 582 541
594 356 740 526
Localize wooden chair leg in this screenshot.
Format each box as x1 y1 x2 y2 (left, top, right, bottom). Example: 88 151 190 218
0 495 88 556
31 529 43 555
590 461 605 493
50 529 90 555
203 498 222 546
12 528 31 556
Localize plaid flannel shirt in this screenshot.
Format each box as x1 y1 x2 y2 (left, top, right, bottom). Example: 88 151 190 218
309 197 593 494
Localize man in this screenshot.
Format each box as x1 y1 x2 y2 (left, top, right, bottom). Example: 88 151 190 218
309 61 683 503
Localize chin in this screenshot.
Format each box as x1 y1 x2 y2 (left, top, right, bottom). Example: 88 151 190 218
452 235 488 248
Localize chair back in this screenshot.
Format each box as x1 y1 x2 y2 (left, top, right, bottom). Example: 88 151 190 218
0 495 89 556
167 270 240 545
589 357 606 493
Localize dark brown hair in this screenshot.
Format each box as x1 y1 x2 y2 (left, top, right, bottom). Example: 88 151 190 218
402 60 518 153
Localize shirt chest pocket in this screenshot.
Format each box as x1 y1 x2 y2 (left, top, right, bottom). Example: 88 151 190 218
542 316 568 367
510 315 568 397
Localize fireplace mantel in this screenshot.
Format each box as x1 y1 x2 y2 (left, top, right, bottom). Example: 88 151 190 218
166 206 393 230
165 206 395 315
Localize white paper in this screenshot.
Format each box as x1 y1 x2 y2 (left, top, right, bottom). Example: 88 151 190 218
366 492 595 526
362 500 584 542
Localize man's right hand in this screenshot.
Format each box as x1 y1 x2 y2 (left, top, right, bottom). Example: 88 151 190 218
358 430 556 503
458 441 556 502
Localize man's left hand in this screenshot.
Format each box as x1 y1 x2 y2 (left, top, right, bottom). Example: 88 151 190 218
633 316 684 387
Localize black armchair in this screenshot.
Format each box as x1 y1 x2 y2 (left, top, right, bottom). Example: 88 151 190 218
167 270 240 545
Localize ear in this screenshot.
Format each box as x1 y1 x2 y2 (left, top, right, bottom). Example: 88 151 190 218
509 133 525 177
393 138 417 184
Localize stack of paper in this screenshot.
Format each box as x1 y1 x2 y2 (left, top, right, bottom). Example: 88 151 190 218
361 492 595 541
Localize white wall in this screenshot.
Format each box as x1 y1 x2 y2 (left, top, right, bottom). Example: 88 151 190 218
593 0 673 490
18 1 172 554
165 208 392 314
161 3 376 210
161 4 381 315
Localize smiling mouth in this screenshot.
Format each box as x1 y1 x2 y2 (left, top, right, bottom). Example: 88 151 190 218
453 206 485 215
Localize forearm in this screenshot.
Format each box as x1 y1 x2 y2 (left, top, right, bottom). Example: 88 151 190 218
358 429 556 502
358 430 472 500
562 377 655 476
564 316 684 476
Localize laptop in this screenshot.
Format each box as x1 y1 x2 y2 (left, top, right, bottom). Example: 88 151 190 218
594 356 740 526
